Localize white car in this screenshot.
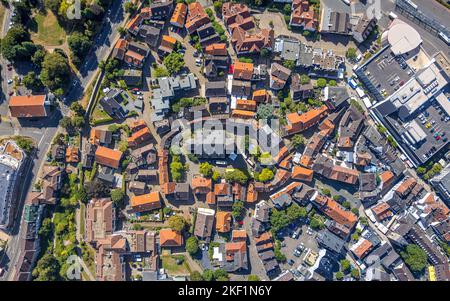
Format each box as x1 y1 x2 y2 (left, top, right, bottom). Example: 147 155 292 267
7 79 12 84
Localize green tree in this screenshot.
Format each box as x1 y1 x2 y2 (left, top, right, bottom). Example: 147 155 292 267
186 236 199 255
224 169 248 185
321 188 331 197
40 51 70 95
124 1 138 14
70 102 85 116
190 271 203 281
286 204 307 222
32 254 61 281
258 168 274 183
1 25 31 61
360 216 369 226
247 275 261 281
316 78 327 88
68 31 93 63
168 215 186 232
111 189 125 207
274 240 286 262
270 209 290 233
328 80 337 86
291 134 305 148
214 269 229 281
23 71 43 91
199 162 214 178
283 3 292 15
232 201 245 221
340 259 351 272
351 268 360 279
118 140 128 152
342 201 351 209
300 74 310 84
15 137 34 154
212 170 221 182
202 269 214 281
416 167 427 175
335 271 344 280
163 52 185 75
310 217 324 230
256 104 274 120
346 47 357 60
282 60 296 71
401 244 428 273
31 47 47 67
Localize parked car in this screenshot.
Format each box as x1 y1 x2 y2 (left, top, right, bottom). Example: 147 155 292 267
288 259 295 266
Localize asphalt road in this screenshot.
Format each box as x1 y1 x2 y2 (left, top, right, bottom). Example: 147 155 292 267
0 1 14 116
64 0 125 104
0 1 126 280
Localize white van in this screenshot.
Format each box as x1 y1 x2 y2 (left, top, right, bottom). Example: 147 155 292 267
389 12 398 20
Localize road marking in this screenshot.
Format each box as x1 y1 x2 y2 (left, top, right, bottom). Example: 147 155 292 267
38 128 48 148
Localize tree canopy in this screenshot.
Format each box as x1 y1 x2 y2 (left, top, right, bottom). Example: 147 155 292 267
257 168 275 183
168 215 186 232
286 204 307 222
186 236 199 255
401 244 428 273
40 51 71 96
68 31 93 64
199 162 214 178
270 209 290 233
163 52 184 75
1 25 34 62
224 169 248 185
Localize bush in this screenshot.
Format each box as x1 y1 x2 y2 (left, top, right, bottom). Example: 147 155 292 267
186 236 199 255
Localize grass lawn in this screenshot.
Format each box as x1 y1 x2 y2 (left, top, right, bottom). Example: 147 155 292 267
30 10 66 46
161 255 192 276
79 203 85 236
91 106 113 125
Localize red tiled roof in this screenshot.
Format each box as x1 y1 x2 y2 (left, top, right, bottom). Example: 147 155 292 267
9 95 47 118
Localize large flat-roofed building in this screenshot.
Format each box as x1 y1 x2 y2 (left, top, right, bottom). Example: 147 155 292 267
370 58 449 167
0 141 26 230
356 20 450 167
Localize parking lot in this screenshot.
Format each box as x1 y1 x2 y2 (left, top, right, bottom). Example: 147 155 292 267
386 100 450 163
362 47 414 98
279 224 319 273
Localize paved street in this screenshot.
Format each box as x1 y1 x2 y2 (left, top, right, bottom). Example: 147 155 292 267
0 1 127 281
64 0 126 103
